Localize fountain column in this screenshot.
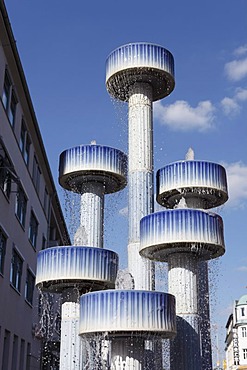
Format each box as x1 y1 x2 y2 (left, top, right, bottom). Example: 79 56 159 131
60 302 81 368
128 82 154 290
74 182 104 247
140 156 228 369
106 42 175 290
168 253 201 367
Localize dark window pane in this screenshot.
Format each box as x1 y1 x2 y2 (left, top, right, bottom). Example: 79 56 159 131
10 249 23 291
25 269 35 305
29 212 38 248
19 121 30 165
32 156 41 193
15 186 27 227
9 91 17 126
0 229 7 274
2 71 11 110
0 148 12 199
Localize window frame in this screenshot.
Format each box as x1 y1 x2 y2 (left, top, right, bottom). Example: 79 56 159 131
15 185 27 228
9 90 17 127
0 228 7 275
10 248 23 292
25 268 35 305
0 152 12 199
28 211 38 249
19 119 31 166
32 155 41 193
43 187 50 217
1 69 18 127
243 348 247 360
2 69 11 110
42 235 47 250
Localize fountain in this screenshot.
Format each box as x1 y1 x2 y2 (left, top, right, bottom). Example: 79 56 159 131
36 142 128 368
106 42 175 290
140 153 228 369
36 42 228 369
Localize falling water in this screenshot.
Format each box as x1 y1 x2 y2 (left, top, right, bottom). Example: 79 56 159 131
36 42 228 370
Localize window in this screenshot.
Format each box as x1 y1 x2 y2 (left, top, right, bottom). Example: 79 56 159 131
15 186 27 227
26 343 31 370
29 211 38 248
242 307 245 316
12 335 18 370
1 70 18 126
2 330 10 369
25 269 35 305
2 70 11 110
0 228 7 275
0 147 12 199
32 156 41 193
42 236 46 250
43 187 50 216
242 327 247 337
19 339 25 370
0 140 19 198
19 120 30 165
9 90 17 126
243 348 247 360
10 249 23 292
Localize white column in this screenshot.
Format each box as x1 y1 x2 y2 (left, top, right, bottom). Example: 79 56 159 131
168 253 198 314
60 302 81 370
127 82 154 290
185 197 213 368
74 182 104 248
168 253 201 370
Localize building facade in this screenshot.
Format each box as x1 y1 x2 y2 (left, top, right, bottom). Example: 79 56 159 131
0 1 70 369
225 295 247 370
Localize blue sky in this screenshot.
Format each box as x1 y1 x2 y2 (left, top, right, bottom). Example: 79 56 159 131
5 0 247 365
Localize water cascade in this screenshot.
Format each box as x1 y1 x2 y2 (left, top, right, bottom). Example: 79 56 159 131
78 43 177 369
140 156 228 369
36 143 128 368
106 42 175 291
36 42 228 369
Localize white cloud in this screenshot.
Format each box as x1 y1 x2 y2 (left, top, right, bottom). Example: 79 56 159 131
235 87 247 101
220 88 247 117
220 97 240 116
237 266 247 272
234 44 247 57
154 100 216 132
223 161 247 208
225 57 247 81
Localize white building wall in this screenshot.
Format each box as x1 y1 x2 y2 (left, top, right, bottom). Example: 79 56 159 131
225 298 247 370
237 325 247 365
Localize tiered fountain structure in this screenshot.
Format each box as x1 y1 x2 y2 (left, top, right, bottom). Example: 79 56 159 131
78 43 177 369
36 143 128 368
105 42 175 291
36 139 176 368
36 42 228 369
140 149 228 369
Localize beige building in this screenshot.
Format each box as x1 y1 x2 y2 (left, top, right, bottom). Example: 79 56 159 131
0 1 70 369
